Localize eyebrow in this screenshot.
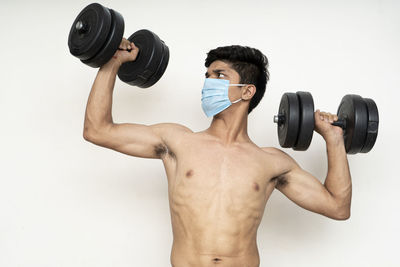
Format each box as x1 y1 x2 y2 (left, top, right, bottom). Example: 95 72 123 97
205 69 227 78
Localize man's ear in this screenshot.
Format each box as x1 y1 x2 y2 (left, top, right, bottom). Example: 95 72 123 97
242 85 257 101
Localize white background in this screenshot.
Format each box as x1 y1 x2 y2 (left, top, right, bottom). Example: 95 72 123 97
0 0 399 266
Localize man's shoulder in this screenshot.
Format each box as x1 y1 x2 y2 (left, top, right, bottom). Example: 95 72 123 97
152 123 193 134
259 146 298 182
259 146 295 162
260 146 284 155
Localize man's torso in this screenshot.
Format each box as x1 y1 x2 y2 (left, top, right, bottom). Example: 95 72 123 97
159 130 289 267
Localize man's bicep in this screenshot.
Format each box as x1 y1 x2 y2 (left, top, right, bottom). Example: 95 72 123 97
88 123 189 159
274 156 338 219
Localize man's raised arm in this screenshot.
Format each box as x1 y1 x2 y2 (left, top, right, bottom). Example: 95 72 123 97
83 39 190 159
268 110 352 220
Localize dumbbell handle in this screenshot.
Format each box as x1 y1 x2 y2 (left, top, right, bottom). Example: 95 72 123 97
273 114 347 129
273 115 284 124
75 21 87 34
118 48 132 53
332 119 346 129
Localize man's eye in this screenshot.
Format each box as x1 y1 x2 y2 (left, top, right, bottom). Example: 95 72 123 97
218 73 225 78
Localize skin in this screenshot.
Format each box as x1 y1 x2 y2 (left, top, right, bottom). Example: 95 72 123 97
83 39 351 267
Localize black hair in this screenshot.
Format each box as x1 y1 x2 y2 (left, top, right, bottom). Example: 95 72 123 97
205 45 269 114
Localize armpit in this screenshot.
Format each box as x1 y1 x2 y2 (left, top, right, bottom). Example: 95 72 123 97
270 175 289 188
154 143 176 159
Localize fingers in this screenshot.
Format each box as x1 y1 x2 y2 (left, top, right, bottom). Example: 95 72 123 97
130 42 138 51
128 42 139 54
118 40 139 58
119 38 133 51
128 42 139 61
316 109 338 123
118 38 127 49
114 40 139 64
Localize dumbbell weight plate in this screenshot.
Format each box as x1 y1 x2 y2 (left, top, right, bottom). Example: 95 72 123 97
293 91 315 151
360 98 379 153
140 40 170 88
118 30 168 88
81 9 124 68
68 3 112 61
337 95 368 154
276 93 300 148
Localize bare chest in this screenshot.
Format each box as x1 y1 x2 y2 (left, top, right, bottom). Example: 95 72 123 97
166 143 277 214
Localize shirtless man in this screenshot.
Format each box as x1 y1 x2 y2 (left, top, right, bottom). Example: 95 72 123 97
83 39 351 267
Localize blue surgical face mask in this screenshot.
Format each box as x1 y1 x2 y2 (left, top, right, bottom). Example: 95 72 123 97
201 78 246 117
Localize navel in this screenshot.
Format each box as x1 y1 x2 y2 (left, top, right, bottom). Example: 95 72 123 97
212 258 222 264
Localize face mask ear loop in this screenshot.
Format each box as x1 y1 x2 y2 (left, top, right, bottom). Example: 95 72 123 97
229 84 247 87
229 83 246 104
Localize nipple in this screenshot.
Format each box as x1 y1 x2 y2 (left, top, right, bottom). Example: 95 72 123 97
253 182 260 191
186 169 194 178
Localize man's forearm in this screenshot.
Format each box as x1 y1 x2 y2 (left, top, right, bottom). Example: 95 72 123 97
324 136 352 216
84 60 121 133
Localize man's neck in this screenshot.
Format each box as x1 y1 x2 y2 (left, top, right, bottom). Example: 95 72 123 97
205 110 250 145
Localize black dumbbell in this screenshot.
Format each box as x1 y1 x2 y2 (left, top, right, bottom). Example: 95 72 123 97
67 3 169 88
273 91 379 154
